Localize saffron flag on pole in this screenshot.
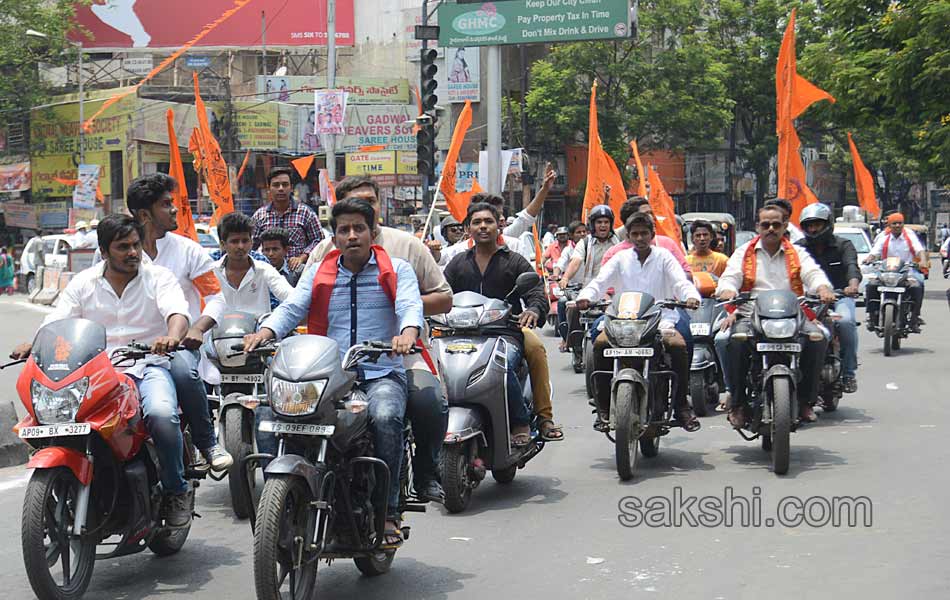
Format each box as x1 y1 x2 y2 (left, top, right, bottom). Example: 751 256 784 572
630 139 648 198
235 149 251 182
166 109 197 242
319 169 336 206
582 81 626 226
647 166 682 244
189 72 234 226
440 100 474 222
847 133 880 219
453 178 484 219
776 8 836 224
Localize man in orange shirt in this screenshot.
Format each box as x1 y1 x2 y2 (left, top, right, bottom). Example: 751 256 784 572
687 220 729 276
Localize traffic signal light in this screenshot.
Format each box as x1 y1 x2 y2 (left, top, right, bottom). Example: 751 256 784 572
420 48 439 112
416 114 435 179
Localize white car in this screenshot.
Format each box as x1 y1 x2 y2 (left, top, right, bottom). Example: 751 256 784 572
833 225 873 303
19 235 73 294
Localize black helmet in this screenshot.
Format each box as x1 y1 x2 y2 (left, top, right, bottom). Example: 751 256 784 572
800 203 834 245
587 205 615 231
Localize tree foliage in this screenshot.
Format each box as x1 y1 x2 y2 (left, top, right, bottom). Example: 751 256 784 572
0 0 82 127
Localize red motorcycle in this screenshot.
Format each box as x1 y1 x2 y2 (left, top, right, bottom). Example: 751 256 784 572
4 318 211 600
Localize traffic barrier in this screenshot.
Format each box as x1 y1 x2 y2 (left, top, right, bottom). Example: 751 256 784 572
0 401 29 468
31 267 62 305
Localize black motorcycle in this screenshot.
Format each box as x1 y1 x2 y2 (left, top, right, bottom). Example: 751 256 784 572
866 258 918 356
720 291 814 475
589 292 693 481
243 338 426 600
688 297 726 416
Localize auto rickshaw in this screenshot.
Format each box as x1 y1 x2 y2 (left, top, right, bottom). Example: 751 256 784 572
681 213 737 256
904 224 929 251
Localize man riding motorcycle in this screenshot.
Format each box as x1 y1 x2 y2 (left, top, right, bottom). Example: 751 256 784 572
12 215 197 527
244 198 424 550
715 205 835 425
796 203 862 394
576 212 702 432
863 212 928 332
443 200 559 444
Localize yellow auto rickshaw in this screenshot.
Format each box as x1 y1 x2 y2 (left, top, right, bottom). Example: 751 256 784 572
681 213 738 256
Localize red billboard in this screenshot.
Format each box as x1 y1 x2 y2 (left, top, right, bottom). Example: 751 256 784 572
71 0 355 50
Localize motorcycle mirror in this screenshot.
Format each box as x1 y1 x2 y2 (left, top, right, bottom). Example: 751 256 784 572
511 272 542 297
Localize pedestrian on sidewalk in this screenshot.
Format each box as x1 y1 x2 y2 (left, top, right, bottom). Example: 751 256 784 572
0 247 15 294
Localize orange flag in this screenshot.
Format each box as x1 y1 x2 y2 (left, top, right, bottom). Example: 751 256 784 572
776 8 836 224
54 176 104 202
532 223 544 275
235 149 251 182
647 166 682 244
452 178 483 221
358 145 387 153
83 0 255 133
319 169 336 206
411 85 423 134
847 133 880 219
189 72 234 225
166 109 197 242
583 81 626 226
440 100 474 222
630 139 648 198
291 155 315 180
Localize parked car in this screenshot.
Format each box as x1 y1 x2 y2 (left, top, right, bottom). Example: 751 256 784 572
18 235 72 294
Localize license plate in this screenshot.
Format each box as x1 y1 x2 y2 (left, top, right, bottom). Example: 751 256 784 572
220 373 264 384
445 342 476 354
690 323 711 336
19 423 90 439
604 347 654 358
579 317 594 324
258 421 335 436
756 343 801 352
879 286 905 293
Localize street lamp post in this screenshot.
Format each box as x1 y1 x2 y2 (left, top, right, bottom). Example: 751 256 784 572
26 30 84 163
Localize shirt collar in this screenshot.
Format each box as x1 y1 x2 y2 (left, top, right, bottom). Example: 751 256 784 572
267 200 297 214
337 250 378 274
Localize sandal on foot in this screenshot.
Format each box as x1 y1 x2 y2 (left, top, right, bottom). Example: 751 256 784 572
677 411 701 432
727 407 746 429
511 432 531 447
538 419 565 442
381 521 403 550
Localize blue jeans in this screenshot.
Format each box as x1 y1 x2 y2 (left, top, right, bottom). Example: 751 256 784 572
406 369 448 487
363 372 408 519
167 349 217 450
505 342 531 428
131 366 187 495
834 297 858 378
557 297 568 341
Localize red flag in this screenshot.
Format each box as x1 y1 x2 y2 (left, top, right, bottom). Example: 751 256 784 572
440 100 474 222
166 109 197 241
776 9 836 224
582 81 626 226
189 72 234 225
847 133 880 219
630 139 648 198
647 166 682 244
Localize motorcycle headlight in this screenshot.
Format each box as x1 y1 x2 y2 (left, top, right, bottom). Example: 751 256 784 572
761 318 797 339
32 377 88 424
446 307 480 329
879 272 902 287
270 378 327 417
479 308 507 325
606 319 649 347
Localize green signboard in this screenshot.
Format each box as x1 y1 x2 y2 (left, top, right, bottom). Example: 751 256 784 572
438 0 631 47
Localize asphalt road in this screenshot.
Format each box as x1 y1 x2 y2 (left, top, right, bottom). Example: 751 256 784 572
0 278 948 600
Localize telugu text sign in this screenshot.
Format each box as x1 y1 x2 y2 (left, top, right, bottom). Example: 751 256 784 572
258 76 409 105
71 0 355 49
340 105 417 153
438 0 631 47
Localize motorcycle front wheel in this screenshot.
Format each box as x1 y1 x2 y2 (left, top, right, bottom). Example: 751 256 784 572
22 467 97 600
770 377 792 476
224 408 256 519
883 304 896 356
689 371 709 417
254 475 320 600
441 442 473 513
614 382 640 481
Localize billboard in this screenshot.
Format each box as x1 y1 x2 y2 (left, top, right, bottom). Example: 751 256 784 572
71 0 355 50
0 162 31 193
257 76 409 105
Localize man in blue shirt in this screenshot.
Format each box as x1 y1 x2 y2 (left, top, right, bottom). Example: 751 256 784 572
243 198 424 549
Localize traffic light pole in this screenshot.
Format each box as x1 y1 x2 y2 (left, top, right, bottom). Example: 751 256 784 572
326 0 337 182
486 46 502 195
420 0 431 228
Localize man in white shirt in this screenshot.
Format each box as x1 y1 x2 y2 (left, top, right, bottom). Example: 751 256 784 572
764 198 805 242
863 212 928 331
715 205 835 425
125 173 232 471
12 215 197 527
575 213 701 432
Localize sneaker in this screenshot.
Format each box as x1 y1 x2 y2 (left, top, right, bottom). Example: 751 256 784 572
200 444 234 472
417 480 445 504
800 405 818 423
164 488 194 527
842 377 858 394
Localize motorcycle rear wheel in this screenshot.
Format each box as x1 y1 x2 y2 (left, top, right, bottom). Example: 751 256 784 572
354 551 395 577
689 371 709 417
883 304 896 357
583 337 595 399
770 377 792 476
614 382 639 481
441 443 472 513
22 468 97 600
254 475 320 600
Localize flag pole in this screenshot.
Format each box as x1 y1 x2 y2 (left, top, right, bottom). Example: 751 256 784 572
419 170 447 240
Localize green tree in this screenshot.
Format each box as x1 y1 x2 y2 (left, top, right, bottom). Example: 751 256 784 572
0 0 82 128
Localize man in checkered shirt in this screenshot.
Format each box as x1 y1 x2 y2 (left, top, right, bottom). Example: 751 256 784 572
251 166 324 270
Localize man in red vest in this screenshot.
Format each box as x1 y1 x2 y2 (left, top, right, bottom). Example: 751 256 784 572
244 198 424 550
